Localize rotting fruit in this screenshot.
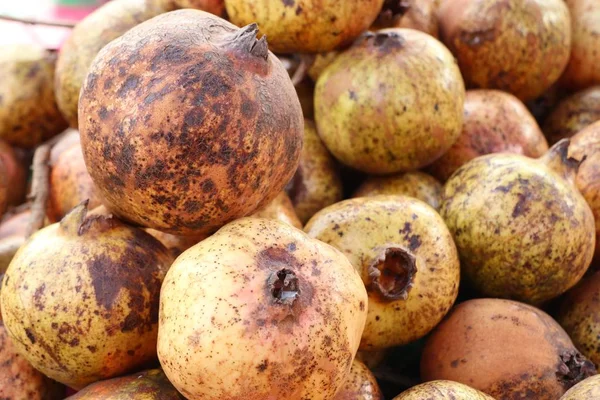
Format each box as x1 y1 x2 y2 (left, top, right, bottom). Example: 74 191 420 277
0 202 174 389
557 271 600 368
48 141 102 222
568 121 600 264
251 191 303 229
560 375 600 400
393 380 494 400
315 28 465 174
428 89 548 182
543 86 600 145
305 195 460 350
55 0 167 128
353 171 442 210
440 140 596 305
79 10 303 236
559 0 600 91
224 0 384 53
0 44 67 148
421 298 597 399
66 369 183 399
286 120 343 225
332 359 383 400
438 0 572 102
157 217 367 400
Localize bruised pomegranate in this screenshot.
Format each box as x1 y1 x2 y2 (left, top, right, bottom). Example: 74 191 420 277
66 369 183 399
158 218 367 399
315 28 465 174
438 0 571 101
0 203 174 389
79 10 303 236
428 89 548 181
441 140 596 304
421 299 596 399
48 142 102 222
333 359 382 400
224 0 384 53
543 86 600 145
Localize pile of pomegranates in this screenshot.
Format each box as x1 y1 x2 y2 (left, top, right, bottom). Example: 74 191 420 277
0 0 599 399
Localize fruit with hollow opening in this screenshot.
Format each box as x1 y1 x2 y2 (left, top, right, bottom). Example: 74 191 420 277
559 0 600 91
421 298 597 399
287 120 343 224
353 172 442 210
0 44 67 147
315 28 465 174
224 0 384 53
372 0 439 38
393 380 494 399
560 375 600 399
543 86 600 145
333 359 382 400
428 89 548 181
252 192 302 229
438 0 571 102
305 195 460 350
440 140 596 304
79 10 303 236
158 217 367 399
0 203 174 389
557 271 600 368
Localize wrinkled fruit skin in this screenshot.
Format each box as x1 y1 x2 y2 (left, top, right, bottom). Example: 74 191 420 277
0 321 65 400
224 0 384 53
0 204 174 389
393 380 494 400
0 140 26 206
287 120 343 224
158 218 367 400
440 142 596 305
438 0 571 102
158 0 224 16
48 142 102 222
372 0 439 38
560 375 600 400
560 0 600 91
305 196 460 350
558 272 600 368
353 171 442 210
0 44 67 148
570 122 600 264
429 89 548 181
421 299 597 399
79 10 303 236
66 369 183 399
55 0 167 128
315 29 465 174
543 86 600 145
145 228 207 258
252 191 303 229
333 359 382 400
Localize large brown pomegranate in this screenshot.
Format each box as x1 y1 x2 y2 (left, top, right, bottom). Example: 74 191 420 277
79 10 303 236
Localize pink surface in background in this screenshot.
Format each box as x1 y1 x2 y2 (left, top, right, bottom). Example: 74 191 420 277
0 0 108 49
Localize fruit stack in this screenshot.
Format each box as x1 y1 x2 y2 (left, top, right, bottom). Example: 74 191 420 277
0 0 599 399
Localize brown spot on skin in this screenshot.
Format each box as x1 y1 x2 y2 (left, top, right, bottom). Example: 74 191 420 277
257 359 268 372
25 328 36 344
282 0 294 6
33 284 46 311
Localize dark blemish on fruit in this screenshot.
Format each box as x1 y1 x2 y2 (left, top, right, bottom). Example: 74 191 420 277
349 90 357 100
25 328 36 344
295 6 303 15
88 254 121 310
257 359 269 372
512 192 532 218
282 0 295 7
98 106 108 120
87 345 97 353
287 242 297 252
33 284 46 311
117 75 141 98
556 350 596 389
359 301 365 311
451 359 460 368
